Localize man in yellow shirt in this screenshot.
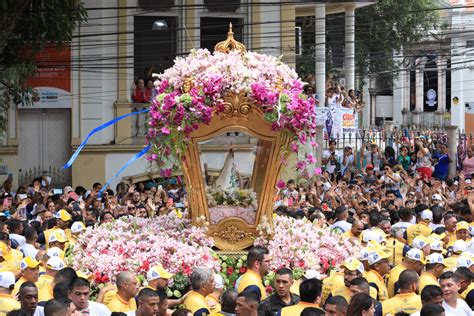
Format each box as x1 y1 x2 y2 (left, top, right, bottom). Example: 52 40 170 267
37 256 65 302
321 270 344 304
47 229 68 251
331 258 365 303
419 253 446 292
207 274 224 314
387 248 424 298
382 269 422 315
0 241 20 277
406 210 433 245
0 271 20 315
447 221 472 247
342 219 364 240
366 250 391 301
69 221 86 245
184 267 215 315
13 256 40 296
279 279 324 315
105 271 139 312
445 240 467 270
236 246 270 301
443 214 457 246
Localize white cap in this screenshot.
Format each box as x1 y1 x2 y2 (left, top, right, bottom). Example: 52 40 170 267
420 210 433 222
362 231 386 244
430 240 444 252
214 274 224 289
426 253 446 266
359 248 370 261
466 179 472 184
368 251 390 265
458 256 474 268
454 180 459 186
46 257 65 271
70 221 86 234
304 269 320 279
453 240 467 253
431 194 442 201
412 237 429 250
0 271 15 289
406 248 425 263
47 247 65 259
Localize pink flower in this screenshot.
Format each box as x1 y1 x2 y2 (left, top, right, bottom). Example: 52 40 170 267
161 127 171 135
276 180 286 189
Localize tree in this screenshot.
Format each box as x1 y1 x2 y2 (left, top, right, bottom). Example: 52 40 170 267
0 0 87 133
355 0 440 88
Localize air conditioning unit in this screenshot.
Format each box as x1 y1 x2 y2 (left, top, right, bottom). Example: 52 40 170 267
204 0 240 12
138 0 175 11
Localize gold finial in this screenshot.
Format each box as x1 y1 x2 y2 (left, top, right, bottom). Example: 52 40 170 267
182 76 194 93
276 78 284 92
214 23 247 54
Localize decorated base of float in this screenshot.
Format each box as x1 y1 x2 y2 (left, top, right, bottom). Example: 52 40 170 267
68 25 358 296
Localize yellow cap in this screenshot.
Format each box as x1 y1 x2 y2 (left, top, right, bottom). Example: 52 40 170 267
48 230 67 244
146 264 174 281
20 256 41 270
368 250 391 265
428 233 446 243
456 221 469 232
55 209 72 222
341 258 364 273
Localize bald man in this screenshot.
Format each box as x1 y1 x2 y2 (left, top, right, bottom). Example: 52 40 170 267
105 271 139 313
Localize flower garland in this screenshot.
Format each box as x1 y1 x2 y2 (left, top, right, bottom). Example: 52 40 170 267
147 48 319 177
255 216 358 275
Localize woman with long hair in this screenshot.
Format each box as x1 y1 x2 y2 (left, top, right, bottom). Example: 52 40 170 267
346 293 375 316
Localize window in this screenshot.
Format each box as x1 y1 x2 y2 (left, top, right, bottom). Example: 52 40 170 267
134 16 177 79
200 17 244 52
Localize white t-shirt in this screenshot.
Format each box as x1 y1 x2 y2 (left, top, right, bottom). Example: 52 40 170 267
323 150 341 174
33 306 44 316
331 221 352 233
392 221 413 236
381 173 401 191
20 243 39 259
429 223 444 231
126 311 136 316
78 301 111 316
442 299 473 316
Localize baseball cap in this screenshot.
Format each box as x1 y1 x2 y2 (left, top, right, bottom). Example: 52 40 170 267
48 230 67 244
47 247 65 259
46 257 65 271
0 242 12 261
341 258 365 274
456 221 469 232
431 194 442 201
214 274 224 289
453 240 467 253
146 264 174 282
71 221 86 234
420 210 433 222
405 248 425 264
368 250 390 265
430 240 447 254
457 255 474 269
20 256 41 270
359 248 370 262
304 269 320 279
54 209 72 222
0 271 15 289
426 253 446 266
412 236 429 250
366 164 374 170
428 233 446 242
362 231 387 244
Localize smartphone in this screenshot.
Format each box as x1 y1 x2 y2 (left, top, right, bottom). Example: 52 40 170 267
53 189 63 195
175 202 184 208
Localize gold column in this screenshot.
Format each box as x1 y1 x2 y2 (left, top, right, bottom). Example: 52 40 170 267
280 2 295 66
115 0 132 144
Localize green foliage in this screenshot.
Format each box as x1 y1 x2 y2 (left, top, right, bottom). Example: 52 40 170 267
0 0 87 132
355 0 440 84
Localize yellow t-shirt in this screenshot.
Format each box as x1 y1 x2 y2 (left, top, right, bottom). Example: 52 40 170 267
460 282 474 300
12 276 27 297
386 237 405 267
406 222 432 245
444 255 460 271
280 302 324 316
381 292 422 315
37 274 54 302
184 290 210 316
236 270 267 300
206 293 222 314
321 271 344 304
331 285 378 302
387 263 408 298
289 278 301 296
0 260 21 276
419 272 439 292
0 293 21 316
366 270 389 302
105 293 137 313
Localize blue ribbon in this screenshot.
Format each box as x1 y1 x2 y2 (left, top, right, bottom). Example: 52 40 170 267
63 108 150 169
98 144 151 198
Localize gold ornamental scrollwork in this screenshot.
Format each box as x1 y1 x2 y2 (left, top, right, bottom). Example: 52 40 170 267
214 23 247 54
182 76 194 93
212 225 253 244
222 92 252 118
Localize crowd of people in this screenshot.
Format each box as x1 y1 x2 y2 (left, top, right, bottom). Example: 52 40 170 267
0 134 474 315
